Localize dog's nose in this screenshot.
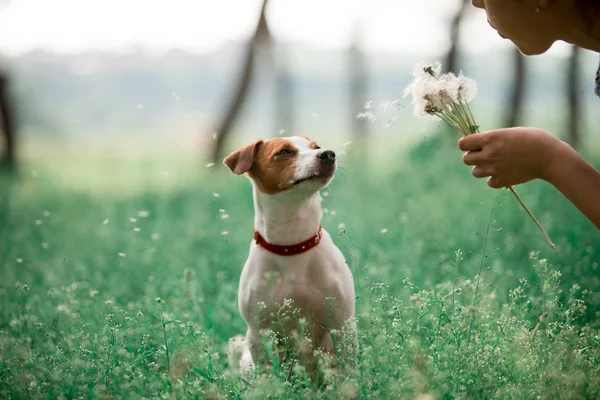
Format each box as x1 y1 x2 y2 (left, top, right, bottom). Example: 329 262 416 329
317 150 336 162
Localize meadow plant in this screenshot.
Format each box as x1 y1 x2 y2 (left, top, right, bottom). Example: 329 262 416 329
404 63 555 250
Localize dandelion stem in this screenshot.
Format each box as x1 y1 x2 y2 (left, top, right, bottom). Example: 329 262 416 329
507 186 556 249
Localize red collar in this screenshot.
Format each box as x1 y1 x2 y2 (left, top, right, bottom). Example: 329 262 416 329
253 226 323 256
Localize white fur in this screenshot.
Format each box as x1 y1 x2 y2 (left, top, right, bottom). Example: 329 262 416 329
232 136 356 375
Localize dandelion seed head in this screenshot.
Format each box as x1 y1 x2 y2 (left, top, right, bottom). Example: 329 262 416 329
457 72 478 102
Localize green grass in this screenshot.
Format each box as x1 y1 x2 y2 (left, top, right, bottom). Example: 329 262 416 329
1 135 600 399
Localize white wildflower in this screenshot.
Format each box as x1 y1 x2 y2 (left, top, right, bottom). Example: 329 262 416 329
380 228 388 234
133 228 140 232
16 258 23 263
35 219 42 225
103 219 109 225
129 218 137 223
219 214 229 220
213 192 220 198
118 252 126 258
221 231 229 235
43 210 51 217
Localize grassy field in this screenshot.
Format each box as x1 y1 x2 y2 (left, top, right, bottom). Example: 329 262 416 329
1 134 600 399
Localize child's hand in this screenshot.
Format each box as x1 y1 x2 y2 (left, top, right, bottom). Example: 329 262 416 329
458 127 567 188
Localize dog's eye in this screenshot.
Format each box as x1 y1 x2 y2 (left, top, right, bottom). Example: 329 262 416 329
275 149 293 157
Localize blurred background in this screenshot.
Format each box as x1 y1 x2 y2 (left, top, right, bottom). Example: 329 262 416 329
2 2 600 397
0 0 599 172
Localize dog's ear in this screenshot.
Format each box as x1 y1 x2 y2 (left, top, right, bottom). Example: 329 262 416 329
223 140 263 175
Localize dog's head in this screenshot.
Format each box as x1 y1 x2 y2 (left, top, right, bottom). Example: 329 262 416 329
223 136 336 195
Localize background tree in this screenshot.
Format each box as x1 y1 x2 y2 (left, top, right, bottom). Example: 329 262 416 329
566 45 581 149
209 0 271 163
504 48 526 128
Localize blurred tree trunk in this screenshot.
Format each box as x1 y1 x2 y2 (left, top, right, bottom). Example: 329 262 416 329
0 72 16 169
349 22 368 148
209 0 270 163
566 45 581 149
275 46 293 135
445 0 469 73
505 47 526 127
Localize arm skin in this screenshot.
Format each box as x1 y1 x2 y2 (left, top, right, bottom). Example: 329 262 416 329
459 127 600 229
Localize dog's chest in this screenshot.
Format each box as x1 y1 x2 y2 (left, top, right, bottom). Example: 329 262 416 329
239 244 344 325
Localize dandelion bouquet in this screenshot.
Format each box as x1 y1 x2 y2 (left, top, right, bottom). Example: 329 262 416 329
405 63 555 249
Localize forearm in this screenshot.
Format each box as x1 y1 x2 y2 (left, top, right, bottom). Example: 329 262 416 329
544 143 600 229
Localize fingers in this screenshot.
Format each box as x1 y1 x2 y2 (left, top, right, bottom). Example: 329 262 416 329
458 134 486 151
462 150 484 166
487 176 504 189
472 165 492 178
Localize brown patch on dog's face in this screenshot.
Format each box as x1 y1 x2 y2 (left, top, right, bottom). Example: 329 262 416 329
248 138 299 194
224 136 335 195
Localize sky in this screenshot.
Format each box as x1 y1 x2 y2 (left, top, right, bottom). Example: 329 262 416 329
0 0 572 57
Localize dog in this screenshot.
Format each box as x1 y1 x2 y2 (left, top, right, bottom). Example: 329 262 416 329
223 136 356 378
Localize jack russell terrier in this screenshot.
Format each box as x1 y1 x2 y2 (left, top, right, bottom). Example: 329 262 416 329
223 136 356 376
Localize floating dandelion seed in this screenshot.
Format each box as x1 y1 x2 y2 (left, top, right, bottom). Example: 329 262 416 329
279 129 286 136
343 141 352 147
205 162 215 168
118 252 126 258
221 231 229 236
322 191 329 197
103 219 109 225
41 242 48 249
405 62 554 249
213 192 220 198
35 219 42 225
219 214 230 220
133 228 140 232
219 209 226 213
43 210 51 217
137 210 150 218
151 233 160 240
330 210 337 216
380 228 388 234
129 218 137 223
16 258 23 263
